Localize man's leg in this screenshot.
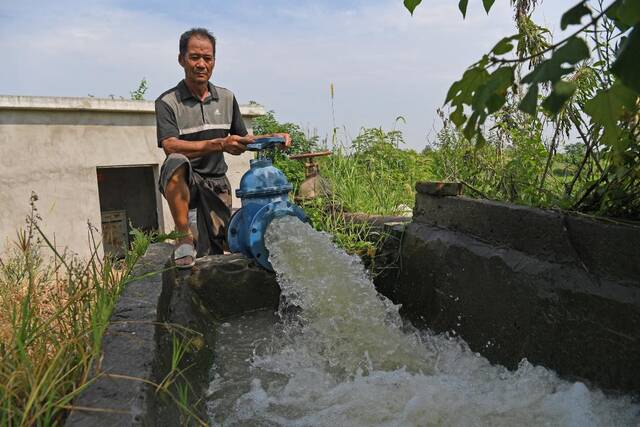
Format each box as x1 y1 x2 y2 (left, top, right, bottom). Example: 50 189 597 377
160 155 195 267
194 176 232 256
209 176 232 253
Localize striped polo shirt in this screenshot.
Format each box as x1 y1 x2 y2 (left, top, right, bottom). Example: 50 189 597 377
155 80 248 177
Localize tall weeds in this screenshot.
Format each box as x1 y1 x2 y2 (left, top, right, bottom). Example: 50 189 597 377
0 194 150 426
289 125 432 256
321 127 432 215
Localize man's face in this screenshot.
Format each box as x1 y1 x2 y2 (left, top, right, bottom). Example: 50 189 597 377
179 36 215 85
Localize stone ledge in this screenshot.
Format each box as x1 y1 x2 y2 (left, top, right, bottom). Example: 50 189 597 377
189 254 280 319
415 181 463 196
413 191 640 283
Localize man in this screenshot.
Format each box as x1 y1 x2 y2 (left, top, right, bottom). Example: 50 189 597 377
156 28 289 268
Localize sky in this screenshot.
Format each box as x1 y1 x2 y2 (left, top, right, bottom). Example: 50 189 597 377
0 0 569 150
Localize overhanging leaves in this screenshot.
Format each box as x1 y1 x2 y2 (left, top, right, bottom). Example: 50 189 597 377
611 25 640 92
584 82 637 147
491 35 519 55
463 111 480 140
553 36 591 64
483 0 496 14
606 2 631 31
519 84 539 114
445 65 513 141
472 66 514 113
542 80 577 114
561 2 591 30
519 36 590 115
403 0 422 15
427 0 639 155
521 37 589 85
446 66 490 105
459 0 469 18
451 107 466 127
615 0 640 26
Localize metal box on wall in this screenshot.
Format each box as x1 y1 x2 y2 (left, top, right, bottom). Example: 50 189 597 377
101 210 129 258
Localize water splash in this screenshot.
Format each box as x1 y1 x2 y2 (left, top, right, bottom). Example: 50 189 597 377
265 215 434 377
208 216 639 426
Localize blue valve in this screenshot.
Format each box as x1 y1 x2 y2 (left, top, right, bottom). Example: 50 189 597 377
246 136 285 152
227 135 307 270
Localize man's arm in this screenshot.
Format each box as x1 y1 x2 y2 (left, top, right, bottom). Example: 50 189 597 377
161 134 254 157
155 96 289 156
229 96 292 147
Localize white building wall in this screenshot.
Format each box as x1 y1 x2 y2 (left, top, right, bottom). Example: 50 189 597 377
0 95 264 257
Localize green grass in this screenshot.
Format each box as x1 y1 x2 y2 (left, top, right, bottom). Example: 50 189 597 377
0 196 150 426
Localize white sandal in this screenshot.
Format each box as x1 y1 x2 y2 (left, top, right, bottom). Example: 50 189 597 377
174 242 196 269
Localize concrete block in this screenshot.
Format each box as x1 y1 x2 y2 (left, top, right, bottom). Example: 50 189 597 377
564 214 640 287
413 193 577 264
189 254 280 319
415 181 463 196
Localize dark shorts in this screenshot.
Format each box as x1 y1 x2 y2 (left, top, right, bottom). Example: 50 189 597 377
159 153 232 255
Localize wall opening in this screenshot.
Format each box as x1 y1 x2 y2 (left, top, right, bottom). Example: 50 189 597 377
97 165 159 258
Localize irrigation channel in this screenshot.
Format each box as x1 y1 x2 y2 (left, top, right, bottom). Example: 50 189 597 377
207 216 639 426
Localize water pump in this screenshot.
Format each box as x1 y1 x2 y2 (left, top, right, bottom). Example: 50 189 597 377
227 137 307 270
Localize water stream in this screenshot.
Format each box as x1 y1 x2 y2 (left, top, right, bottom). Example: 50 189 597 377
207 216 639 426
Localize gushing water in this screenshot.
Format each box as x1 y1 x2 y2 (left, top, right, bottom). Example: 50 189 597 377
208 216 639 426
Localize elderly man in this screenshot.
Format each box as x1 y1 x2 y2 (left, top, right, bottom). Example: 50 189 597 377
156 28 289 268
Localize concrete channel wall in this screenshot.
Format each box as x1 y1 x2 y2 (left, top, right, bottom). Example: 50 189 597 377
376 183 640 393
65 244 279 426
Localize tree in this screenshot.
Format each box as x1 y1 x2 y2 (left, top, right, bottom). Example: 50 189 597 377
405 0 639 218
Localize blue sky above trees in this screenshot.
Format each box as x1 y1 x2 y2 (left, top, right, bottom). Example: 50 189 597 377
0 0 567 149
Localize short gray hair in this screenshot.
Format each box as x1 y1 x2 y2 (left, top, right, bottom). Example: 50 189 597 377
179 28 216 58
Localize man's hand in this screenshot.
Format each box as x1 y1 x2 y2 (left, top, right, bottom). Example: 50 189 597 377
272 133 292 148
251 133 292 148
222 134 254 155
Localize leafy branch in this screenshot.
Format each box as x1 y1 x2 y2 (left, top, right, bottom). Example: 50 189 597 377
489 4 611 65
406 0 640 219
405 0 639 146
